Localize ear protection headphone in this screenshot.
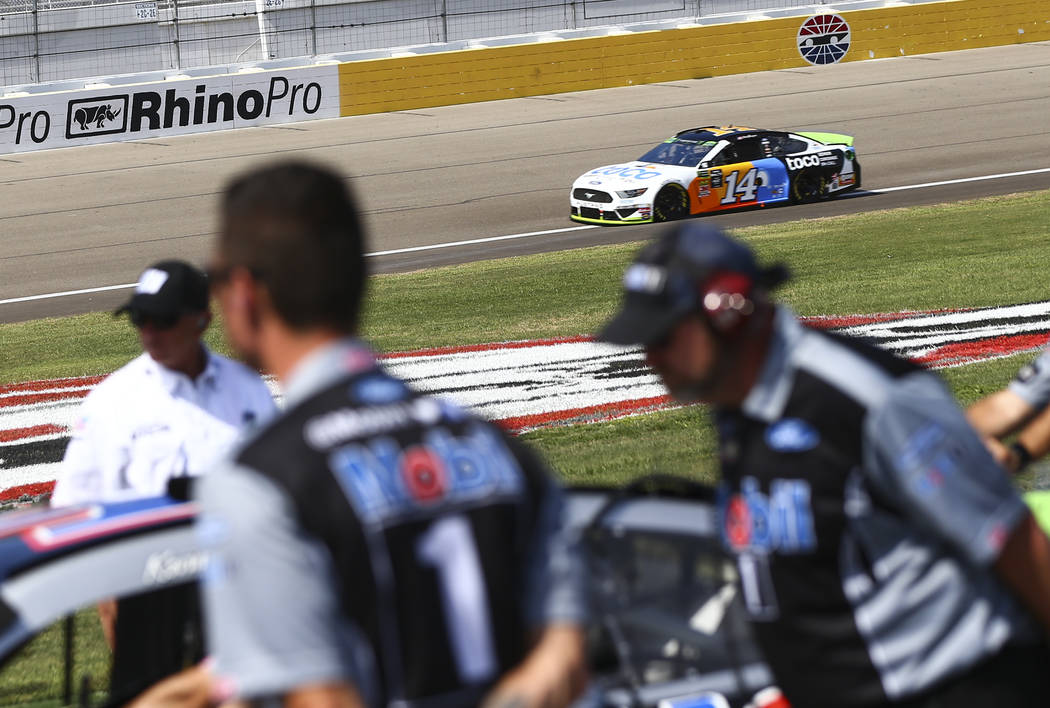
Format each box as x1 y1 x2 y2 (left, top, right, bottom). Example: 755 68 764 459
697 270 756 338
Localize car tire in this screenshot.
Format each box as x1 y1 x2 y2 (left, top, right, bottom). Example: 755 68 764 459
853 159 862 190
653 185 690 222
791 170 826 204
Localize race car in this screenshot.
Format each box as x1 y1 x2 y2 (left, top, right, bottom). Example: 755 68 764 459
569 126 861 225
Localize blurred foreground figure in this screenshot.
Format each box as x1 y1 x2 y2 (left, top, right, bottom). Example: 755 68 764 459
598 223 1050 708
199 161 587 708
967 346 1050 473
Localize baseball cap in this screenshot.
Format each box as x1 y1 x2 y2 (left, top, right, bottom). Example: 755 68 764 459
114 260 209 320
597 223 789 346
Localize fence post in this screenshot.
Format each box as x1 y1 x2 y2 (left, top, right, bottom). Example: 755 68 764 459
172 0 182 69
570 0 577 30
31 0 40 83
255 0 270 59
310 0 317 56
62 614 75 706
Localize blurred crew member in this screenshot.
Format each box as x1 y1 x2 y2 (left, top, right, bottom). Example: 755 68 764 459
52 259 276 506
51 259 276 704
597 223 1050 708
967 347 1050 473
199 161 588 708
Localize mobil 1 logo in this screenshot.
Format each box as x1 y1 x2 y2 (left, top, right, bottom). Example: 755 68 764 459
66 96 127 138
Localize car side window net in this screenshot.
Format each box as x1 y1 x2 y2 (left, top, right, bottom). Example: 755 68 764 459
732 139 765 163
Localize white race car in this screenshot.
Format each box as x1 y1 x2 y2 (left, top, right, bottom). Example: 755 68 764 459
570 125 861 225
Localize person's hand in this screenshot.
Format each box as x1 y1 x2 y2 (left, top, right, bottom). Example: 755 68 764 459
982 436 1019 473
481 625 587 708
126 663 213 708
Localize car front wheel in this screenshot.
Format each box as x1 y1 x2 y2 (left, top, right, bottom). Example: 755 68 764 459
653 185 690 222
791 170 826 204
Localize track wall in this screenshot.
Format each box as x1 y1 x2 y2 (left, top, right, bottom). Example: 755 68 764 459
337 0 1050 115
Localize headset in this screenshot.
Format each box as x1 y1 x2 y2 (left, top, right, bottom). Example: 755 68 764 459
697 270 757 339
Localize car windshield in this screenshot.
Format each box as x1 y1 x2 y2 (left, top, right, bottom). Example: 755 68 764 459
637 139 718 167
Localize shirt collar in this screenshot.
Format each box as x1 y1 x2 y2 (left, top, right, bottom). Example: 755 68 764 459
282 338 378 408
739 306 805 422
148 344 217 394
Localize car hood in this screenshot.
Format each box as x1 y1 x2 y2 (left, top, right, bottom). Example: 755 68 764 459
573 161 696 192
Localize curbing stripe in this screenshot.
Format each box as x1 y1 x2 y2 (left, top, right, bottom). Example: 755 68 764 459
3 303 1050 499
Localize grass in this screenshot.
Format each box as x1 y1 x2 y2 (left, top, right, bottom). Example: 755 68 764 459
4 190 1050 382
0 609 109 707
2 190 1050 701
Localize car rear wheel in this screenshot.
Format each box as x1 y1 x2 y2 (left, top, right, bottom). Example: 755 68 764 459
791 170 826 204
653 185 690 222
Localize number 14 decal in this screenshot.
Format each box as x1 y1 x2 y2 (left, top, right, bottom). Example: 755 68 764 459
720 168 759 205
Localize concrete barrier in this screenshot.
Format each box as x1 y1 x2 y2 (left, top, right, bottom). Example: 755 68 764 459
337 0 1050 116
0 63 339 154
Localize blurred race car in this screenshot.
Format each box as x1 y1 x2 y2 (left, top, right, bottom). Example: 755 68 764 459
0 485 772 708
569 126 861 225
6 484 1049 707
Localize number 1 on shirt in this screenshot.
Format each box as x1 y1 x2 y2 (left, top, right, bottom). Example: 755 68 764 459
416 515 497 683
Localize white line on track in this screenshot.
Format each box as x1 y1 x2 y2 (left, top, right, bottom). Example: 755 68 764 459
4 167 1050 307
367 224 597 256
873 167 1050 193
0 282 139 305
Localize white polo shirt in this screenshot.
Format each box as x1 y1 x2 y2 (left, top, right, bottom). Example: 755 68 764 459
51 348 277 507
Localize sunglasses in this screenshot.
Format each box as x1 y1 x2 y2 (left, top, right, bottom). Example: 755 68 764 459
206 263 233 286
129 310 180 330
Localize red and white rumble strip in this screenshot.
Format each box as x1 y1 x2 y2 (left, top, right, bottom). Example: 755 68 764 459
3 301 1050 502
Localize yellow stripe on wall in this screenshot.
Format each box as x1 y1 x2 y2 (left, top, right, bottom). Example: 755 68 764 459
338 0 1050 116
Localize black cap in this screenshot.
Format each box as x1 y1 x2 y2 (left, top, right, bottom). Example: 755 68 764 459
596 223 789 346
114 260 209 319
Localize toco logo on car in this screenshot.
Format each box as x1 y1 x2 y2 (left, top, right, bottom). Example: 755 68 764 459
797 14 851 65
785 154 820 171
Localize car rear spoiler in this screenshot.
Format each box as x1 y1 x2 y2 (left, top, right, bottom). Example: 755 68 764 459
797 131 854 147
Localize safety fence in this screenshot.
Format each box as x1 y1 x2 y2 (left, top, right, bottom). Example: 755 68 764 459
0 0 840 89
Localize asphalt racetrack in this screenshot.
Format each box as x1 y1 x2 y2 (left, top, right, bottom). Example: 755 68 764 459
2 41 1049 323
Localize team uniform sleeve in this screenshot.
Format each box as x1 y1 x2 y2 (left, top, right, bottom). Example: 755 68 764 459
196 462 368 700
863 372 1029 567
1007 347 1050 410
51 397 121 507
512 443 589 629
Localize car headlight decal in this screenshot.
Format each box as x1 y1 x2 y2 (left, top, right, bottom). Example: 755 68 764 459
616 188 649 198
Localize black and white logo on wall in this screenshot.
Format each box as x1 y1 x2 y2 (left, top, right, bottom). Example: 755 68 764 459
1 65 340 155
797 14 851 65
66 96 128 138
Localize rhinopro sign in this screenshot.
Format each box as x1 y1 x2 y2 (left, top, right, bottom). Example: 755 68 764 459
0 66 339 154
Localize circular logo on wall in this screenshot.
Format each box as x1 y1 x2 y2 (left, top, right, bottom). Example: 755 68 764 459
797 14 851 65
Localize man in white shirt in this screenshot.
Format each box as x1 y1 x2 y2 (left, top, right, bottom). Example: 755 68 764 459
51 259 277 507
49 259 277 706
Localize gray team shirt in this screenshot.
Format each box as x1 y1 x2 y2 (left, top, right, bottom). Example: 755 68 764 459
733 309 1037 703
1008 345 1050 409
197 339 587 703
